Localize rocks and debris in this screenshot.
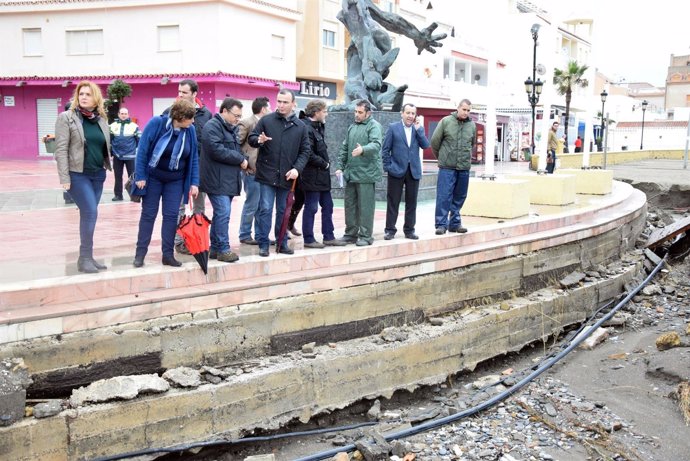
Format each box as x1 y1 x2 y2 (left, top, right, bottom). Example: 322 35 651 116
655 331 687 351
642 284 663 296
576 326 610 350
163 367 202 388
243 454 275 461
603 312 632 327
33 399 63 418
380 327 408 343
671 382 690 425
202 365 231 379
70 374 169 407
366 399 381 421
354 429 391 460
0 358 32 426
302 342 316 354
559 271 586 289
472 374 501 389
646 214 690 250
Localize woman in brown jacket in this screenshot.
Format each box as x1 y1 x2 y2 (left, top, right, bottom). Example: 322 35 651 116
54 81 112 273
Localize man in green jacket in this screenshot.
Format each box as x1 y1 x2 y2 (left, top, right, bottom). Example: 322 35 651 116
430 99 476 235
335 99 383 246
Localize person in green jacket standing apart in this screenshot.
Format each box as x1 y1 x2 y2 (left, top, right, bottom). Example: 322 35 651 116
335 99 383 246
430 99 476 235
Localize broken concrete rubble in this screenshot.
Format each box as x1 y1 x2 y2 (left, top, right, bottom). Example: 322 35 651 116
576 327 611 350
70 374 169 407
162 367 202 388
559 271 586 289
0 358 32 427
33 400 63 419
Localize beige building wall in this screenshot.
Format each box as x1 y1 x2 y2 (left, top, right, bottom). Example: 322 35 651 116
296 0 345 84
665 54 690 109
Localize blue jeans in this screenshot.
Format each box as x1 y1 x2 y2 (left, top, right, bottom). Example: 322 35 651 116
208 194 234 254
136 172 184 259
434 168 470 230
68 169 106 258
256 183 288 250
238 172 260 241
302 190 335 243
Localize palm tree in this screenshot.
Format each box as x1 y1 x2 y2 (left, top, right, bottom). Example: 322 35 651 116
553 61 589 152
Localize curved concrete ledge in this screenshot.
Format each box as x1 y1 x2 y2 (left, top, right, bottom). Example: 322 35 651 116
0 184 647 387
0 258 645 461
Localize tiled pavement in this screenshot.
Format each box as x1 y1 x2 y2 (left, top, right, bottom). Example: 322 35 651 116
0 157 653 344
0 158 533 285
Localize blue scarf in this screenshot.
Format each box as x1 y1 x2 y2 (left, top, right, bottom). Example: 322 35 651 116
148 118 188 171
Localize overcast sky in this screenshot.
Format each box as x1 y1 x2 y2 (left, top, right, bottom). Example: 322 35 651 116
553 1 689 87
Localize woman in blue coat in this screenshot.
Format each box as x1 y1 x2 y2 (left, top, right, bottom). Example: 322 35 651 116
133 99 199 268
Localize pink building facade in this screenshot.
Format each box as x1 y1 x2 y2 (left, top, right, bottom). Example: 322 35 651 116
0 72 298 160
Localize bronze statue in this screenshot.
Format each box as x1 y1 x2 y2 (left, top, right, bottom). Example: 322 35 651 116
330 0 447 111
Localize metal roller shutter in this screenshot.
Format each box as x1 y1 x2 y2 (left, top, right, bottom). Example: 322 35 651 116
36 98 59 156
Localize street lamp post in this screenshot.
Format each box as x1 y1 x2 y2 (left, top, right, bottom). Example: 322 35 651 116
525 23 543 162
600 90 607 151
640 100 648 150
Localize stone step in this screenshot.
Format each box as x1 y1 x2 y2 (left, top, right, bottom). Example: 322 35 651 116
0 181 633 316
0 183 644 344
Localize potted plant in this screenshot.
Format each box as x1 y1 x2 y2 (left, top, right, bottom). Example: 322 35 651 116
42 134 56 153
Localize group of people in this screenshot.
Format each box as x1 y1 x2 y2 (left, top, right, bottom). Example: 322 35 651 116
54 79 476 274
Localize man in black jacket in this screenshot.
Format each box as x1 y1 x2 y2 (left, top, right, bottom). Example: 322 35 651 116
200 98 248 263
248 89 310 257
300 99 347 248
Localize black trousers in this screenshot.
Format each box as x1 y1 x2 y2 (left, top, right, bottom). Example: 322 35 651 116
385 167 419 235
113 157 135 198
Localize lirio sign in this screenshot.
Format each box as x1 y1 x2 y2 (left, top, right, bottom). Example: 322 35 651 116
298 80 336 100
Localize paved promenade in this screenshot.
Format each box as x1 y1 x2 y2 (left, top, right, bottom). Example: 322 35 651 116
3 156 685 288
0 158 536 286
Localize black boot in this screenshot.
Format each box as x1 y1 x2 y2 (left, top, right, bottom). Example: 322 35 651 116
90 258 107 270
162 255 182 267
77 257 99 274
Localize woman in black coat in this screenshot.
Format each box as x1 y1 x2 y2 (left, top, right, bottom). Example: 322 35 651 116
300 100 346 248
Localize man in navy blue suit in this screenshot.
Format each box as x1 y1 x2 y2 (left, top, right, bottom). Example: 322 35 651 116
381 103 431 240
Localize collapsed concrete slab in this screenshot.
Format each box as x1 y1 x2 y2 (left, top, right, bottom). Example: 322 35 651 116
0 260 644 460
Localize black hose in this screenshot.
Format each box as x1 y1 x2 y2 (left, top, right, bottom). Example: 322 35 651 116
296 255 667 461
92 421 377 461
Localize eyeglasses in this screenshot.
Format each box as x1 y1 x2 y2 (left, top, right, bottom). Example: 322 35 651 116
230 112 242 118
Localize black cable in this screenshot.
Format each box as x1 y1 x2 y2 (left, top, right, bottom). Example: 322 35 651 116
296 255 667 461
92 421 377 461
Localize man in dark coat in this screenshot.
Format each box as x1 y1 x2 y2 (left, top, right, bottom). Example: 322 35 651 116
248 89 310 257
200 98 248 263
382 103 430 240
300 100 347 249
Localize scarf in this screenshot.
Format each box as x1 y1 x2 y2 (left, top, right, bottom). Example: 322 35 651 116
78 107 100 121
148 118 187 171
